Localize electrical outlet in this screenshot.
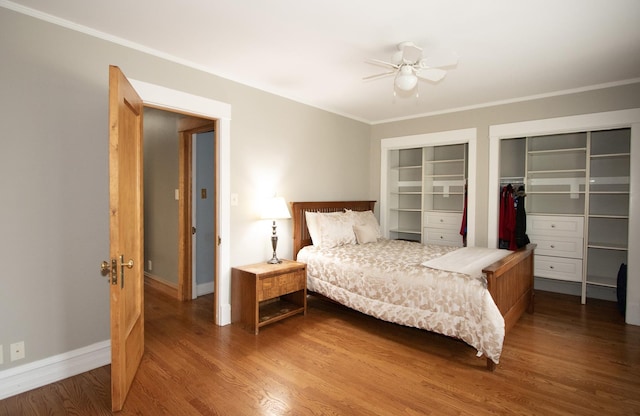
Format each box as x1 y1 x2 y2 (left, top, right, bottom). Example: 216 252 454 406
148 260 153 271
10 341 25 362
0 344 3 365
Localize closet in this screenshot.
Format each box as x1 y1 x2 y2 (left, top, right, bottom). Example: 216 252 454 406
381 130 475 247
499 128 631 303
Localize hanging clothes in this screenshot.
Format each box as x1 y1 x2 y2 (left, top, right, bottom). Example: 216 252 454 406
514 185 530 248
499 184 516 250
459 183 468 247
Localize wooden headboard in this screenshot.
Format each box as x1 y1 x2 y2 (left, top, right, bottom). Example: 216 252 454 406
291 201 376 260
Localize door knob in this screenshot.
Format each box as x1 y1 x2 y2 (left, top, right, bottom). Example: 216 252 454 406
122 258 134 269
101 258 118 285
100 261 110 275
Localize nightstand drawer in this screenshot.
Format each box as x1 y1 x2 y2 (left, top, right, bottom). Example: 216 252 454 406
258 270 305 301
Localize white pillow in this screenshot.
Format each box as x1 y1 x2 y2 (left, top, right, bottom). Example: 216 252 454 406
347 210 381 238
305 211 346 247
353 224 378 244
305 211 321 245
316 211 357 248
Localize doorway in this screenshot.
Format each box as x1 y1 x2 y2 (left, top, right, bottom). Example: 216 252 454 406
142 108 217 305
130 77 232 326
193 130 216 298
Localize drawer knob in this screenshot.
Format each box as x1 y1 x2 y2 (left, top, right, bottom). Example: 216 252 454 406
440 235 443 239
549 266 555 269
550 245 555 249
439 219 444 222
551 224 556 228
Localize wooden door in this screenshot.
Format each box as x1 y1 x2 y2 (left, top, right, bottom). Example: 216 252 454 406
108 65 144 412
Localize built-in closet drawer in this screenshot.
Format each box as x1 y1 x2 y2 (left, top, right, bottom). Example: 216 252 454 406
423 212 462 229
423 211 463 246
534 256 583 282
525 235 583 259
423 228 463 247
527 215 585 282
527 215 584 238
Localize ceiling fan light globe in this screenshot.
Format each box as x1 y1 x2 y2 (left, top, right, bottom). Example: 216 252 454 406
395 73 418 91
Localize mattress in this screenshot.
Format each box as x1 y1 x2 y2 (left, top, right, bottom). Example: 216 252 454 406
297 239 507 364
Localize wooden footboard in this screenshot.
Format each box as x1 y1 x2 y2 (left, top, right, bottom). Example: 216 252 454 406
482 243 536 370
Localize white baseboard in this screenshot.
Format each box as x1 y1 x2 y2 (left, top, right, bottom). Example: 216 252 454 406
0 340 110 400
219 303 232 326
196 281 214 296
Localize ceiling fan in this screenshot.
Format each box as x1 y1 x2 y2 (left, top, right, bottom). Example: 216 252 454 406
364 41 458 93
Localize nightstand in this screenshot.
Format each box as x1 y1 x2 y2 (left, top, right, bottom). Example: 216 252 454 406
231 259 307 334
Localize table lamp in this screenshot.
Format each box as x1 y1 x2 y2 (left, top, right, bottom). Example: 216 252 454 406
261 196 291 264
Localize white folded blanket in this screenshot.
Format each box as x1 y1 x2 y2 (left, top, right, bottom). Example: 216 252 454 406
422 247 511 278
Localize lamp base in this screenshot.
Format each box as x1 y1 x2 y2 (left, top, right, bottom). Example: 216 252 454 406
267 254 282 264
267 224 282 264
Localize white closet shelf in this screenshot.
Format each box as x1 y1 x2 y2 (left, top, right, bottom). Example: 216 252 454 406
585 277 616 288
390 208 421 212
589 176 629 186
590 152 630 158
389 228 421 234
392 165 421 170
424 158 465 164
587 242 628 250
528 147 587 154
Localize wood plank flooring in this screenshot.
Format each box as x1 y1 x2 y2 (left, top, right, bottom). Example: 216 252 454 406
2 286 639 415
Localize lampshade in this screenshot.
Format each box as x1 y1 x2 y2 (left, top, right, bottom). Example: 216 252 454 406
394 66 418 91
261 196 291 220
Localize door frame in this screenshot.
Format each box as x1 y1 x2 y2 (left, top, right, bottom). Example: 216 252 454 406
177 121 217 302
131 78 232 326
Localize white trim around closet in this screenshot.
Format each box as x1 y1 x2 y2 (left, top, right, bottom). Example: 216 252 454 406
488 108 640 326
381 128 477 247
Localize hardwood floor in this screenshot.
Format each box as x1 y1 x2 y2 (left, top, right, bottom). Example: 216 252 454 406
2 286 639 415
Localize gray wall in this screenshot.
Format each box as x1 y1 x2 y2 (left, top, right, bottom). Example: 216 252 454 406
143 108 181 286
0 8 371 371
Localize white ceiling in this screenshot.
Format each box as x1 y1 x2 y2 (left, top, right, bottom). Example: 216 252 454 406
4 0 640 124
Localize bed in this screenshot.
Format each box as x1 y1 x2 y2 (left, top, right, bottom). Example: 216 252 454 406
291 200 535 370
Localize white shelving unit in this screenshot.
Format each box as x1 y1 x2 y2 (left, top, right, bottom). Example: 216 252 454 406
387 147 423 241
422 144 467 247
384 143 468 245
499 128 631 303
584 129 630 301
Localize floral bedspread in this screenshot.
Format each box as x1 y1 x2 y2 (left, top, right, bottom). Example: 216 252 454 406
297 239 506 364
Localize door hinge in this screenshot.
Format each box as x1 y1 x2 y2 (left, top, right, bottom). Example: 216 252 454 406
192 226 196 235
218 236 222 246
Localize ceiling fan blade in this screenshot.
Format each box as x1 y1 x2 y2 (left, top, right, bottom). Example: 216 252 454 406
416 68 447 82
365 58 398 70
401 42 422 63
419 51 459 68
363 71 396 81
